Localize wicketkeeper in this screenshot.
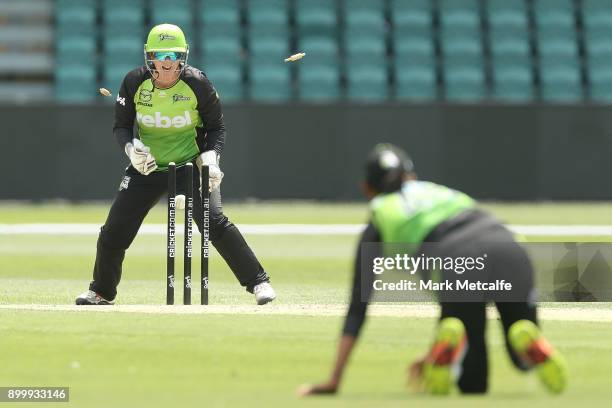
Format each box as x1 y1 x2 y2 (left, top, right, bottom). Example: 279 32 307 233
300 144 567 396
76 24 276 305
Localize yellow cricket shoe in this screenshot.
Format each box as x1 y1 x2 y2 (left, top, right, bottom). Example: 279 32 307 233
509 320 568 394
423 317 468 395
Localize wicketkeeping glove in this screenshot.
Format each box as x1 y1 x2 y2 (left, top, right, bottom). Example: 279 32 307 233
196 150 224 191
125 138 157 175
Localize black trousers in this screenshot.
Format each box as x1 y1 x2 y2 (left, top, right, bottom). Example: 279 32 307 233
89 161 269 300
426 211 537 394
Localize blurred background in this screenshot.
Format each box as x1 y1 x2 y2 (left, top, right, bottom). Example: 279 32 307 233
1 0 611 201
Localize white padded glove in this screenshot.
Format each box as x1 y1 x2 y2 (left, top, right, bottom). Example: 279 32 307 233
125 138 157 175
196 150 224 191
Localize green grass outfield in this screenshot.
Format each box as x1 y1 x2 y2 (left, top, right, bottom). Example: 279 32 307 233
1 202 611 407
1 310 610 408
2 200 612 224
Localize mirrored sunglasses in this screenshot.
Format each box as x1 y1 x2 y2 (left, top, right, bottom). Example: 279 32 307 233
152 51 181 61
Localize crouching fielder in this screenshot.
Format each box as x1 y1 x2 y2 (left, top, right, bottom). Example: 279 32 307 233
76 24 275 305
299 144 567 396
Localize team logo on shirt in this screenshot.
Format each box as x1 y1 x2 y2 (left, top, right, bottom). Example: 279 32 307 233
172 94 191 103
137 89 153 107
116 94 125 106
139 89 152 102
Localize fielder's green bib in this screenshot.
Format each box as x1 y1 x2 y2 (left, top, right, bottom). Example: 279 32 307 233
370 181 476 244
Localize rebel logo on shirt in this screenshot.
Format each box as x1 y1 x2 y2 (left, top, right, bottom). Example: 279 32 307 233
136 111 192 128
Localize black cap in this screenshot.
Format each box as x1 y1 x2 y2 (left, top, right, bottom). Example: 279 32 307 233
365 144 414 193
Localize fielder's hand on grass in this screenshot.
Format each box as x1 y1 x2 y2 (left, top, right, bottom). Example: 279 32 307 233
408 357 426 392
197 150 224 191
125 138 157 175
298 335 354 397
297 380 338 396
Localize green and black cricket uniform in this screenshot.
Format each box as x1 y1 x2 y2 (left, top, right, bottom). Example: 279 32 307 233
343 180 537 393
90 65 269 300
